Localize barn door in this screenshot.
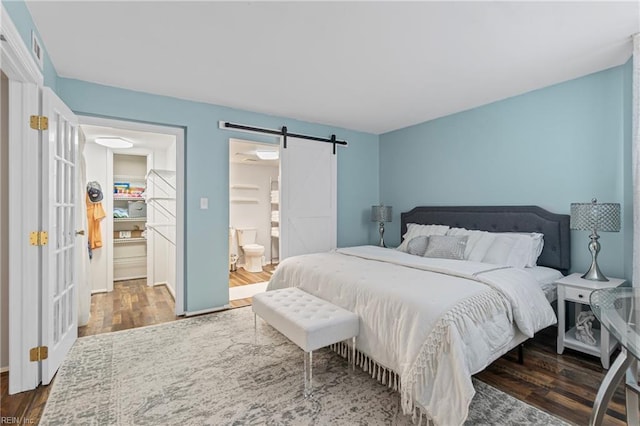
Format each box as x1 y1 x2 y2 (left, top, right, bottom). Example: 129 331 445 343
40 87 79 384
280 136 336 259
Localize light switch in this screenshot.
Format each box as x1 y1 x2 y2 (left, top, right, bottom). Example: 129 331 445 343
200 197 208 209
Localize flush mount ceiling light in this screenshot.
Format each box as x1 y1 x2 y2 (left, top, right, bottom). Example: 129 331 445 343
94 137 133 149
255 150 279 160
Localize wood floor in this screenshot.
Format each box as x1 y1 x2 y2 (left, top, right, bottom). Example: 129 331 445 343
78 279 178 337
2 270 630 425
229 264 275 308
478 326 627 426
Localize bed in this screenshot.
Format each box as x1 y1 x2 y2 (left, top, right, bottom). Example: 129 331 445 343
267 205 570 425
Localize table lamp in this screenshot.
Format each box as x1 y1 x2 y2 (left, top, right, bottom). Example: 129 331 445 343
570 198 621 281
371 204 392 247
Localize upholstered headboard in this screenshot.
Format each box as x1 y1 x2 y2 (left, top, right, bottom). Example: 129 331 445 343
400 206 571 274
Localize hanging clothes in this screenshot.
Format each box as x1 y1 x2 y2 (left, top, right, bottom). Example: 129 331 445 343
86 193 106 251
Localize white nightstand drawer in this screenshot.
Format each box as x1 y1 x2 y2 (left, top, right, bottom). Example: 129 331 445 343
564 286 593 303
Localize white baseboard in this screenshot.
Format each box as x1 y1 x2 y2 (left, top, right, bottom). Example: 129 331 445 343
91 288 109 294
0 366 8 373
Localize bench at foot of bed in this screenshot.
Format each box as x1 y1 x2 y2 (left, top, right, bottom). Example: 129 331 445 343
252 287 359 397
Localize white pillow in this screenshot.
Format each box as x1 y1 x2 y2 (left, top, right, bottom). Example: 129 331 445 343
483 233 544 268
397 224 449 252
482 235 518 266
446 227 496 261
496 232 544 267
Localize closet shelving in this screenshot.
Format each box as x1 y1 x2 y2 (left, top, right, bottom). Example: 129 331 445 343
113 160 148 281
270 177 279 264
146 169 177 246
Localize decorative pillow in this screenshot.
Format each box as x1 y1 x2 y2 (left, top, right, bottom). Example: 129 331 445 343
446 227 496 261
396 223 449 252
407 236 429 256
423 235 468 260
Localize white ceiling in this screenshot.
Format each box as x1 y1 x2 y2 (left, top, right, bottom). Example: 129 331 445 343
26 1 639 134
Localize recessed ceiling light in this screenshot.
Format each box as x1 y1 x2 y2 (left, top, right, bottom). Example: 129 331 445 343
255 150 278 160
94 137 133 149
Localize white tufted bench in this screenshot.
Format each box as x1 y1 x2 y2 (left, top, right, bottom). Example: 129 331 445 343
252 287 359 397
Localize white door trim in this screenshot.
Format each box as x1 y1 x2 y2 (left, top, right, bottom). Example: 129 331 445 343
78 116 186 315
2 5 45 394
0 5 44 86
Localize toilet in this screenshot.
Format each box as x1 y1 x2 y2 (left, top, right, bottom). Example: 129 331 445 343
236 228 265 273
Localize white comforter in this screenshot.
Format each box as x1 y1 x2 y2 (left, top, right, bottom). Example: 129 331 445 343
267 246 557 426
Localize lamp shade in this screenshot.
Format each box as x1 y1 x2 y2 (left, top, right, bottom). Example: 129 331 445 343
371 205 392 222
570 199 621 232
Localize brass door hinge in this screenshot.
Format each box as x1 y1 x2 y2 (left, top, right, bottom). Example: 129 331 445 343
30 115 48 130
29 346 48 362
29 231 48 246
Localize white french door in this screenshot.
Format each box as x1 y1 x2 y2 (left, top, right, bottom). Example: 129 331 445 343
41 87 79 384
280 137 337 259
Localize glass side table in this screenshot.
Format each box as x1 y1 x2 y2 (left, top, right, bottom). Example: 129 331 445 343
590 287 640 426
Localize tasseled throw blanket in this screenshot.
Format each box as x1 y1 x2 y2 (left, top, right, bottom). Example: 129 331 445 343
268 245 556 426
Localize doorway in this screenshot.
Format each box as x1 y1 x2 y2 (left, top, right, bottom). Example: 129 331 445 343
228 138 279 306
78 117 185 335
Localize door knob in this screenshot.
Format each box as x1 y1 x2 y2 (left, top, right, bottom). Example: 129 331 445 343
75 230 85 236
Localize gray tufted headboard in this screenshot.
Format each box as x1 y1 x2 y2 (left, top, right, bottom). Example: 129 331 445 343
400 206 570 274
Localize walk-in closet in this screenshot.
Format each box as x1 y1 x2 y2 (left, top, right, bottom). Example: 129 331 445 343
81 123 178 300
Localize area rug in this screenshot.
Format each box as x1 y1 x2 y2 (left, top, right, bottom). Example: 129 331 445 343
40 307 569 425
229 281 268 301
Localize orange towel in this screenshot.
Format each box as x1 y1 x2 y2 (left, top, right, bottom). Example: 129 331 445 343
86 194 106 250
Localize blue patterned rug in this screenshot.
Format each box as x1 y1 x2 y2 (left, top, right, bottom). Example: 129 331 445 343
40 307 568 425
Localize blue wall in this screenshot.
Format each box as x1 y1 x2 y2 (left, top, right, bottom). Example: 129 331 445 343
56 78 379 312
380 64 632 279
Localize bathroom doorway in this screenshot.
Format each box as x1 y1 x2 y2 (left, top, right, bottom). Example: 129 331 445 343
228 138 279 306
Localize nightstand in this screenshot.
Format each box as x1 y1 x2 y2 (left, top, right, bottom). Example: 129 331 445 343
556 273 625 369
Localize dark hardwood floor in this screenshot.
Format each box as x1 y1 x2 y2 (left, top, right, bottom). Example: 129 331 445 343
477 326 627 426
1 270 629 425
